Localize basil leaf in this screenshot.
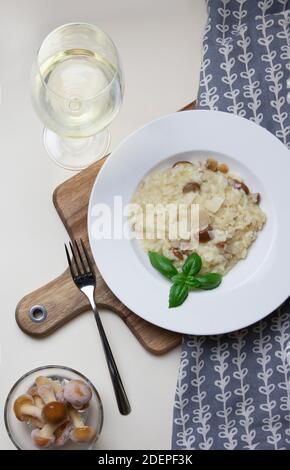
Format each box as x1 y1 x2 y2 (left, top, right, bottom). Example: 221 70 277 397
184 277 202 288
173 274 203 289
193 273 222 290
182 252 202 276
148 251 178 280
169 282 189 308
171 273 188 284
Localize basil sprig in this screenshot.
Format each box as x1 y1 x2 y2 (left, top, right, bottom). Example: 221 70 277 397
148 251 222 308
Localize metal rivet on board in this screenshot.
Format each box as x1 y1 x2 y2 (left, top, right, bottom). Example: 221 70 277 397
28 305 47 323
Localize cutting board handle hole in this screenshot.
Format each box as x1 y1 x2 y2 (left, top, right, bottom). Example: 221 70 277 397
29 305 47 323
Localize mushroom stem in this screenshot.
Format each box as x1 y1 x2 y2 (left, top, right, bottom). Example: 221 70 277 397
21 404 43 422
34 396 44 410
37 384 56 404
29 386 44 410
54 421 73 447
68 408 96 443
35 376 63 394
68 407 84 428
31 422 61 448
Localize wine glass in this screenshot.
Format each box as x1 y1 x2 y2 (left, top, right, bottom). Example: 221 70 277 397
31 23 124 170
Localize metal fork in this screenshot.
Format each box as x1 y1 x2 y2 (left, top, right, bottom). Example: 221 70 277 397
65 239 131 416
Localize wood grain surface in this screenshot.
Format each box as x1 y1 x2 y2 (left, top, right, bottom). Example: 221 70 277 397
16 101 196 354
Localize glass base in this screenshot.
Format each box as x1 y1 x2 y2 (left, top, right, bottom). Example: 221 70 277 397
43 127 110 170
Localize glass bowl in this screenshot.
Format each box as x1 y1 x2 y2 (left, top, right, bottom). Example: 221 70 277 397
4 365 103 450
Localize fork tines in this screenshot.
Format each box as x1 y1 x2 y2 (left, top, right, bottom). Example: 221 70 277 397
65 239 94 278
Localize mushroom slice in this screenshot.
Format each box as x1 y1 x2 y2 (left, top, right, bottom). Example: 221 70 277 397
216 242 226 249
206 158 218 172
172 248 184 261
228 177 250 195
63 380 92 410
249 192 261 204
69 408 96 444
13 394 44 425
218 163 229 173
182 182 200 193
199 226 213 243
172 161 193 168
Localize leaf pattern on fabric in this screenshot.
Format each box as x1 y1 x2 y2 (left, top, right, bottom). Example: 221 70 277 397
211 337 238 449
257 0 290 146
172 0 290 450
189 337 213 449
231 329 259 449
237 25 263 124
174 347 195 449
253 321 283 449
271 307 290 444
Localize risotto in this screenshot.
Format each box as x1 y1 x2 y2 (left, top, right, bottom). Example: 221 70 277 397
129 158 266 275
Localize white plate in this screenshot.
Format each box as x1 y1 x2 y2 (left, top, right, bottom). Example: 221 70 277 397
88 110 290 335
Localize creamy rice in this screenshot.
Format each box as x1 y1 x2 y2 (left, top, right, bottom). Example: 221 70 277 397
129 159 266 274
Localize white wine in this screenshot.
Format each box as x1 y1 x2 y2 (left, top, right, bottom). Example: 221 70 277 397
31 48 122 138
31 23 123 168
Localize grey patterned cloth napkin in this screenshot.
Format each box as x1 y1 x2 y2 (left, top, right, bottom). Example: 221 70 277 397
172 0 290 450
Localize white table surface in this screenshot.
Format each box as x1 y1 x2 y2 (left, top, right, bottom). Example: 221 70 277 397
0 0 206 450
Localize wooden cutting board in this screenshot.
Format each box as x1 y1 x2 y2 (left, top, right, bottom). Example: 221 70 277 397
16 101 195 354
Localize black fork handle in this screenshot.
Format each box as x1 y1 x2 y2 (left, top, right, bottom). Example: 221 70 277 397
65 239 130 414
92 303 131 415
